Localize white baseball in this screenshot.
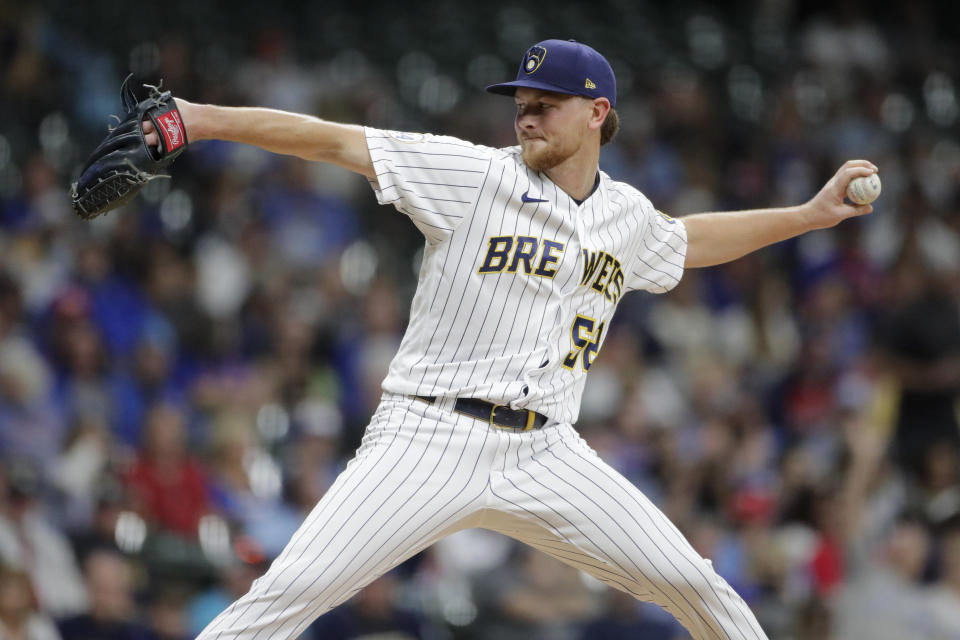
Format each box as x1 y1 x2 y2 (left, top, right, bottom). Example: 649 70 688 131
846 173 881 204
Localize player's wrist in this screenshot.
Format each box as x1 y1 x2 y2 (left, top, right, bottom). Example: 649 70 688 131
795 201 826 232
176 99 209 142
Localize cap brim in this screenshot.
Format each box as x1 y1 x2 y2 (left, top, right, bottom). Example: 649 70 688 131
485 79 584 98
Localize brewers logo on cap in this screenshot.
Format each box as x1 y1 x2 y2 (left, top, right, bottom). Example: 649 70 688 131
485 39 617 107
523 45 547 74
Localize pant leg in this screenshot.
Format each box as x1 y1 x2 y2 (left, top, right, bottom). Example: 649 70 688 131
197 396 493 640
484 423 768 640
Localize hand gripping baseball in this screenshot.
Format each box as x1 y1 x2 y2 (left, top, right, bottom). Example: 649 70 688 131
803 159 879 230
70 74 188 220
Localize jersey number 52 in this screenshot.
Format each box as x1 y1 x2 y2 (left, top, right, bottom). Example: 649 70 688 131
562 315 606 372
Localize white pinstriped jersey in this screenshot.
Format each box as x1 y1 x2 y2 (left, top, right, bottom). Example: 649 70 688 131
199 127 767 640
366 127 687 424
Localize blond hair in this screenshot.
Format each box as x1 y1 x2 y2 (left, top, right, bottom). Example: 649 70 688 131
600 108 619 146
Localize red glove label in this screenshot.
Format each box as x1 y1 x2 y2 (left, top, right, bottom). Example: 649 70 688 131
156 111 186 153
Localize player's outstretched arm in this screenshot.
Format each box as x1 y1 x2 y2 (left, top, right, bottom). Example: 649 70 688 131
143 99 376 181
682 160 877 268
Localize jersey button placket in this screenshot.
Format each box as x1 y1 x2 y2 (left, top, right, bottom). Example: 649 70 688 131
525 208 580 395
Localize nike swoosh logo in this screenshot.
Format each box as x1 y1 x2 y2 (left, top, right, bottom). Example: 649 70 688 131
521 190 549 203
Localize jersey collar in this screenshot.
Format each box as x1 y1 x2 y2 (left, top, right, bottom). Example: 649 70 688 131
571 172 601 206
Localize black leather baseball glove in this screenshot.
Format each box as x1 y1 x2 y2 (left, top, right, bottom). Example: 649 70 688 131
70 74 188 220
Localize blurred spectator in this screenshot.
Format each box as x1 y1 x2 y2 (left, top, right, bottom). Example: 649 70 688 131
72 239 149 361
69 478 130 564
256 158 359 270
48 415 111 531
123 404 210 538
257 314 320 409
56 550 152 640
832 414 931 639
927 524 960 637
49 318 112 430
579 590 683 640
791 596 832 640
144 587 190 640
0 462 87 617
0 565 61 640
0 336 63 467
647 272 714 370
287 399 346 504
833 514 931 639
206 410 298 557
880 251 960 480
687 517 754 605
109 314 186 449
0 273 23 340
143 243 209 364
806 488 846 598
186 558 267 638
910 440 960 528
473 545 599 640
306 571 441 640
1 161 72 306
354 277 405 415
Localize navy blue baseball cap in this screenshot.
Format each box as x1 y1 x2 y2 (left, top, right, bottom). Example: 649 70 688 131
486 39 617 107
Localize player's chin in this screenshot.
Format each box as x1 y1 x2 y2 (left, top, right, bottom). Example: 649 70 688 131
522 142 562 171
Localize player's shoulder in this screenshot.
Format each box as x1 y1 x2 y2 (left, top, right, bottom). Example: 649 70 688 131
600 172 655 210
499 145 527 168
365 127 507 161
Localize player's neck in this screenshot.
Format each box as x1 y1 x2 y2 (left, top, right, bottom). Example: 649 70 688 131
543 143 600 202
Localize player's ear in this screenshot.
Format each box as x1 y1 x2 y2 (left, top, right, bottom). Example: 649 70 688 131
588 98 611 131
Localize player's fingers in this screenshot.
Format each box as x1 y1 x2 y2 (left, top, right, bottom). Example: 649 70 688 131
841 159 878 172
838 165 877 186
848 203 873 216
142 120 161 148
823 166 872 202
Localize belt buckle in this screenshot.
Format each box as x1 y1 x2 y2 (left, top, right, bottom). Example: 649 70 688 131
489 404 535 432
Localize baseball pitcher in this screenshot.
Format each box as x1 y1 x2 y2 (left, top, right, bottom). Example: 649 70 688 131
75 38 877 640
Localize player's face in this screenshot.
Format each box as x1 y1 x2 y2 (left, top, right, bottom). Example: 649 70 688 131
514 89 594 171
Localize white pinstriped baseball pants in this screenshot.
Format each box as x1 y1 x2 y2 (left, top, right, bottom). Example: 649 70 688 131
197 393 767 640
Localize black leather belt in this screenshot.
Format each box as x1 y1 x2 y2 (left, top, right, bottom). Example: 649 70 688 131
414 396 549 432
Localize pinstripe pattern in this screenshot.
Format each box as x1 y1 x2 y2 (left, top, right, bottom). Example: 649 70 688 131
495 438 726 635
366 128 687 426
198 395 493 639
482 423 766 640
197 127 767 640
197 397 766 639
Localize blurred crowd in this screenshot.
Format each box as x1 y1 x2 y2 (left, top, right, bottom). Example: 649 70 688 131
1 0 960 638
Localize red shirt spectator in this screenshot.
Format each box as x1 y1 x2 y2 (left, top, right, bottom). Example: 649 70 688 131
124 404 209 538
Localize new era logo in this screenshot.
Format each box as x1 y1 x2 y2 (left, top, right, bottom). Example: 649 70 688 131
585 78 596 89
